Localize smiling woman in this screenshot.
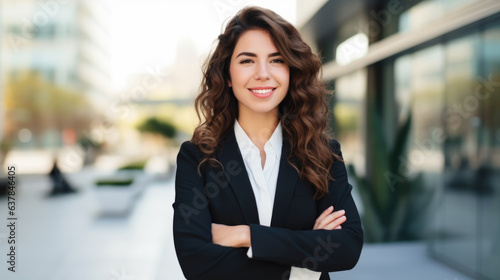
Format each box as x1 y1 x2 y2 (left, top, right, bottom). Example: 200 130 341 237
172 6 363 280
229 29 290 136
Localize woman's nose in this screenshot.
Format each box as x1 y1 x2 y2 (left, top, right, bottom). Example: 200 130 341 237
254 63 270 80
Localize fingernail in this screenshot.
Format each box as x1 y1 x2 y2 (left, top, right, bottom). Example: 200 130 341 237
329 206 333 210
340 209 345 214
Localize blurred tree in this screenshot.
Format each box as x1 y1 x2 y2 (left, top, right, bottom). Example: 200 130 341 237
2 71 94 148
136 117 178 158
137 117 177 139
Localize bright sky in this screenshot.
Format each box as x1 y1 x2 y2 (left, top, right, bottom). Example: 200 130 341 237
110 0 297 90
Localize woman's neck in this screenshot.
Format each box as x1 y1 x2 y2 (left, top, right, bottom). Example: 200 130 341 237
237 111 279 149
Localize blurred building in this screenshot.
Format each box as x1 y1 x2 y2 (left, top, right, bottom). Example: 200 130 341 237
118 38 202 144
298 0 500 279
0 0 112 147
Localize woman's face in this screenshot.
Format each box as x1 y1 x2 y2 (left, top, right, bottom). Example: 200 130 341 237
228 29 290 118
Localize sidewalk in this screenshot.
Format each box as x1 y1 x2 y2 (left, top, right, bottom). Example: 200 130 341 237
0 167 475 280
0 167 183 280
333 242 473 280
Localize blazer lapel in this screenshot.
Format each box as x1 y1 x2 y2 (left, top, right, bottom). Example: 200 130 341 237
271 139 300 228
217 128 260 225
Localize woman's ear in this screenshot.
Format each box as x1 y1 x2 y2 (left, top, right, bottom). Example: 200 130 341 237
227 80 232 87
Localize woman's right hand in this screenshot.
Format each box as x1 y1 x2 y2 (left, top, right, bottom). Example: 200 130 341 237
313 206 346 230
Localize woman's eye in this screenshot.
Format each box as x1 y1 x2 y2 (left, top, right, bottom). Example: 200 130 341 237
240 59 253 64
271 59 285 64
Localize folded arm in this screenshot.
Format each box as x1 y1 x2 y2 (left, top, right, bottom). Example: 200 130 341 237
248 186 363 271
211 140 363 272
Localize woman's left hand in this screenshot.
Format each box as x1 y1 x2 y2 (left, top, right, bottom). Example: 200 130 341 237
212 223 251 247
314 206 346 230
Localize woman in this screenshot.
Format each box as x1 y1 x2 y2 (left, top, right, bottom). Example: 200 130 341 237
173 6 363 280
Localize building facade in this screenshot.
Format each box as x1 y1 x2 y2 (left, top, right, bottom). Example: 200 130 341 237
298 0 500 279
0 0 112 148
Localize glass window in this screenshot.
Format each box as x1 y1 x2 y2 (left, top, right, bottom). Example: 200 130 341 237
392 44 446 242
392 26 500 278
438 31 482 275
478 21 500 280
394 54 412 124
333 69 367 176
409 45 445 173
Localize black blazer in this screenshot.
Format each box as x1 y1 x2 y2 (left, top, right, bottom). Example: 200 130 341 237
173 128 363 280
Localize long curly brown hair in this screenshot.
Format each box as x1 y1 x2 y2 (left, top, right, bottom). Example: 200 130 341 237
192 6 342 199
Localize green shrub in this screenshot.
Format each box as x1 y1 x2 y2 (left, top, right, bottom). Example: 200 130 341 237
118 160 147 171
95 178 134 187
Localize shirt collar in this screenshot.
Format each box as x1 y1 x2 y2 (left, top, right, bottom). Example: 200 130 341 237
234 119 282 159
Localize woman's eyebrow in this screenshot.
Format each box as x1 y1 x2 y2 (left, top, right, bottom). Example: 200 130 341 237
236 52 256 58
235 52 281 58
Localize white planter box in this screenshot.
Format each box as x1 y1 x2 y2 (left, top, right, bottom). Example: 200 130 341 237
93 186 136 214
93 170 151 215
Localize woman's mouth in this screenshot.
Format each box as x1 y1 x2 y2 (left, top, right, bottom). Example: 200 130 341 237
248 87 276 98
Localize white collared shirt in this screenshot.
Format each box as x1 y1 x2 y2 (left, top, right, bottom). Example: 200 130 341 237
234 120 321 280
234 119 281 227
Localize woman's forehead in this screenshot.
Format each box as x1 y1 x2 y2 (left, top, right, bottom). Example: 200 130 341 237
232 29 279 55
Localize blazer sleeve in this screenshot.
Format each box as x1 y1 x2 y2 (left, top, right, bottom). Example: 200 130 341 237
172 141 290 280
248 139 364 272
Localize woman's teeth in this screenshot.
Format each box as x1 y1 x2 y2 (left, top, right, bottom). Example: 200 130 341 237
250 89 273 94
